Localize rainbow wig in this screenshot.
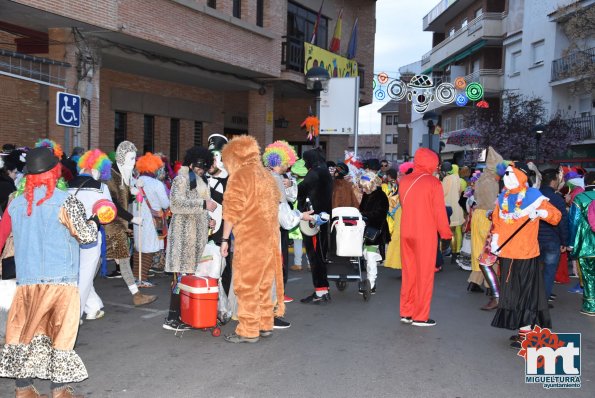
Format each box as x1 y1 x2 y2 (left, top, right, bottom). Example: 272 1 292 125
78 149 112 180
496 160 512 177
136 152 163 174
262 140 297 168
35 138 63 159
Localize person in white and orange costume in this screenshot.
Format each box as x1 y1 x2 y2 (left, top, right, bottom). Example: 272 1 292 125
490 163 561 349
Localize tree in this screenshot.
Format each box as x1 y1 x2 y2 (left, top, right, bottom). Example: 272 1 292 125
466 93 578 161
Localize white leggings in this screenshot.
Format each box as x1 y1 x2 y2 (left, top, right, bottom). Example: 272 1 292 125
78 234 104 317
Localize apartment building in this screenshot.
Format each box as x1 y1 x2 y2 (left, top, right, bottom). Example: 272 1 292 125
0 0 375 161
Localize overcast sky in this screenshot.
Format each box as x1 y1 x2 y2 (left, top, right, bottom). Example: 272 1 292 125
358 0 438 134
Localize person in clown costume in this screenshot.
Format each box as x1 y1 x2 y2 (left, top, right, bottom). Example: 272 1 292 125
67 150 113 322
490 162 561 349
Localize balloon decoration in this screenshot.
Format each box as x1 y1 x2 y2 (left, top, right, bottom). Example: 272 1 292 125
371 71 486 113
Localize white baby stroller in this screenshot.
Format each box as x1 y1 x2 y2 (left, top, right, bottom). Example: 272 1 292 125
328 207 370 301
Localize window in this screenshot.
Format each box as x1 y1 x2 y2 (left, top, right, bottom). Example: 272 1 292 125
392 114 399 124
531 40 545 65
207 0 216 8
461 19 468 29
385 134 392 144
256 0 264 27
143 115 154 153
475 8 483 18
287 1 329 48
114 112 127 149
456 115 465 130
579 96 592 117
449 27 455 37
392 134 399 144
233 0 241 18
511 51 521 74
170 118 180 161
194 121 203 146
443 118 451 133
385 115 393 125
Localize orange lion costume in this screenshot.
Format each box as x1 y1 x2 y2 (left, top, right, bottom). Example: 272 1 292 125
220 136 283 343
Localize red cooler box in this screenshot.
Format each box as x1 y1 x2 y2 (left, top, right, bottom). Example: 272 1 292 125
179 275 219 329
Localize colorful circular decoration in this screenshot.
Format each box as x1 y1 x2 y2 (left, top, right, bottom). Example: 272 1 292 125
387 80 407 100
466 82 484 101
476 100 489 108
375 89 386 100
372 79 377 90
455 94 468 107
93 199 117 224
454 77 467 90
377 72 389 85
435 83 456 104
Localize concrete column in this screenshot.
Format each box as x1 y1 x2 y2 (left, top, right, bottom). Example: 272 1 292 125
248 85 274 147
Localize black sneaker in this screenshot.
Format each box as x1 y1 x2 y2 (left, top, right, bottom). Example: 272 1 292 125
411 319 436 327
106 270 122 279
400 316 413 324
300 292 331 305
273 317 291 329
510 340 522 350
162 318 192 331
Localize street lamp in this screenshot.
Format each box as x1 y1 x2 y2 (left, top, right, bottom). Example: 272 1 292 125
533 124 545 163
305 66 330 148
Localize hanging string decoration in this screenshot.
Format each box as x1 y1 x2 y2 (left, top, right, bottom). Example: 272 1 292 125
455 94 469 107
454 77 467 90
435 82 456 104
466 82 484 101
387 79 407 100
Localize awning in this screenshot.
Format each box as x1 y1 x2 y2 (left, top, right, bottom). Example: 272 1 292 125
435 40 486 71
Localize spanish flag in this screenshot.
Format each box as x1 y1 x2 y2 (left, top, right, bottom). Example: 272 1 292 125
329 8 343 53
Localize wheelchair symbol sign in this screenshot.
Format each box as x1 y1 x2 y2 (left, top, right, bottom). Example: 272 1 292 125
56 92 81 128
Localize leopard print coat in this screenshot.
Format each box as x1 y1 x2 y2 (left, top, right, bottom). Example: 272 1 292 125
165 167 210 274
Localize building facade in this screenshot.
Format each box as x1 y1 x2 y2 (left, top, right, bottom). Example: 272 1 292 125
0 0 376 160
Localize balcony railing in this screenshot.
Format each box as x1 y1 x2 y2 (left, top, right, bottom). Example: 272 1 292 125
567 115 595 140
423 0 459 30
551 47 595 82
281 36 304 72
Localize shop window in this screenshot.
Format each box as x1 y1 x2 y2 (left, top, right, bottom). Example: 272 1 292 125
170 118 180 161
114 111 127 149
233 0 241 19
143 115 154 154
386 115 393 125
194 121 203 146
257 0 264 27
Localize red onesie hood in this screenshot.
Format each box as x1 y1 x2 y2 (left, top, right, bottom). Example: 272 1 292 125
413 148 439 174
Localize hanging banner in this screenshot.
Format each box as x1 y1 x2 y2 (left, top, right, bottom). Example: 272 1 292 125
304 42 358 78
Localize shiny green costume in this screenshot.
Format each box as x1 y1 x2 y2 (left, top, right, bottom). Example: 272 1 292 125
569 188 595 313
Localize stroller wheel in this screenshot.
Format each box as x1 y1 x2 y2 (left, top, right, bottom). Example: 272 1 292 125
336 281 347 291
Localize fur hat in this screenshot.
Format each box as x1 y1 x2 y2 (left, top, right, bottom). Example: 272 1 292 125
78 149 112 180
116 141 137 167
358 170 381 192
136 152 163 174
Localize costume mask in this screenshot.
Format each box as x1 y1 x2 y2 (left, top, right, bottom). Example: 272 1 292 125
208 134 228 175
503 166 520 190
116 141 137 187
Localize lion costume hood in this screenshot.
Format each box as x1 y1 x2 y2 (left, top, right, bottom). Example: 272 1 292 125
221 135 261 176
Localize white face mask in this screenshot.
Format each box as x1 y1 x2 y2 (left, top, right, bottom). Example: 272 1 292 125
503 167 520 190
119 152 136 186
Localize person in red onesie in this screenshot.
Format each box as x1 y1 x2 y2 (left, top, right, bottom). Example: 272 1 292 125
399 148 452 327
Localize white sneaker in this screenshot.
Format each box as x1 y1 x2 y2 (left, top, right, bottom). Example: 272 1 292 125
86 309 105 320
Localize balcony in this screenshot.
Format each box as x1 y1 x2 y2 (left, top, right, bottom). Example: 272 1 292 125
281 36 304 72
421 13 506 70
423 0 473 31
462 69 503 94
567 115 595 141
551 47 595 84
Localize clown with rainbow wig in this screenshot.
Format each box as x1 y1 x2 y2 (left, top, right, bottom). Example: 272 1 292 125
67 149 114 323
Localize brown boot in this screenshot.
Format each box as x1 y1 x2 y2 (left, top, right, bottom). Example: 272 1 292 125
133 292 157 306
51 386 83 398
15 386 48 398
481 298 499 311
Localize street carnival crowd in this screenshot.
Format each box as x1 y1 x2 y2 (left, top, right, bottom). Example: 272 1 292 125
0 135 593 397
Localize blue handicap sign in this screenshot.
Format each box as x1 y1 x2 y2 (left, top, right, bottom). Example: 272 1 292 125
56 92 81 128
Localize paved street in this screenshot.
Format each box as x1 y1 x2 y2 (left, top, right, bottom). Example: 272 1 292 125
1 262 593 398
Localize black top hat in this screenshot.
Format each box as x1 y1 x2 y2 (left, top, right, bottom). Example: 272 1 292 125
513 161 530 176
208 134 228 152
26 147 59 175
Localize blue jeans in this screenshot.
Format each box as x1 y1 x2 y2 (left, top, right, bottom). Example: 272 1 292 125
540 241 561 299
